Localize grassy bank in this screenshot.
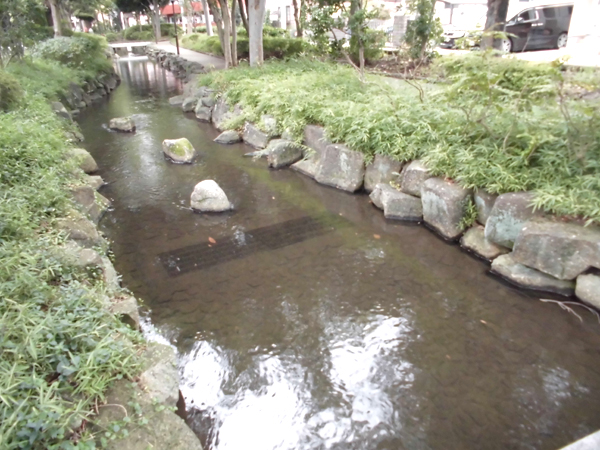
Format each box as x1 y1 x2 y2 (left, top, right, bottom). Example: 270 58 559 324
200 56 600 224
0 36 140 449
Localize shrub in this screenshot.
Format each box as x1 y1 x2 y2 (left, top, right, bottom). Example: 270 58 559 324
350 29 385 64
194 25 207 33
263 25 288 37
181 34 307 60
105 31 121 42
0 71 23 111
6 59 83 101
32 35 112 74
0 93 140 449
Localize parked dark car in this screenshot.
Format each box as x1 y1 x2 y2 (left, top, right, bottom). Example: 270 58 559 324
502 3 573 52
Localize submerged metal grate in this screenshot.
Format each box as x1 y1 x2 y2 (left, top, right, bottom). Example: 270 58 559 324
159 215 347 277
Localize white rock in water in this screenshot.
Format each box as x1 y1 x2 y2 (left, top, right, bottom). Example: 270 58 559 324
162 138 196 163
109 116 136 132
190 180 233 212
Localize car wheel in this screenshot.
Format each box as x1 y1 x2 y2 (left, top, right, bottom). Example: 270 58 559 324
556 32 568 49
501 38 512 53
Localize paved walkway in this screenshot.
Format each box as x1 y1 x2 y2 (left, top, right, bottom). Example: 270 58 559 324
437 47 600 68
152 41 226 70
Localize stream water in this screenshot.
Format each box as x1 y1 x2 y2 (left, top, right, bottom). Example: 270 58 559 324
78 58 600 450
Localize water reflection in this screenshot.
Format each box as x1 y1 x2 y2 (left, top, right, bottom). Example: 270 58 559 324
77 59 600 450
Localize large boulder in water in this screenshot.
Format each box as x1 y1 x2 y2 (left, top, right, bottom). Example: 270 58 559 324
190 180 233 212
109 116 136 132
162 138 196 163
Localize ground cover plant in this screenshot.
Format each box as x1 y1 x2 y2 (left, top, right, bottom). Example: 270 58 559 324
200 55 600 224
0 39 141 448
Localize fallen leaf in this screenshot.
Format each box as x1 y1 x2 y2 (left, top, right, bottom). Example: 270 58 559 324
208 244 212 247
208 237 216 244
446 355 451 360
480 320 487 324
374 234 381 239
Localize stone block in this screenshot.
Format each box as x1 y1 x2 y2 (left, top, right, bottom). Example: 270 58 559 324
291 125 331 179
421 177 472 240
474 189 497 225
400 160 432 197
201 96 216 108
213 101 242 130
491 253 574 295
261 114 278 136
460 225 509 261
315 144 365 192
70 148 97 174
162 138 196 164
57 210 103 248
485 192 543 249
267 139 304 168
85 175 105 190
181 97 197 112
575 274 600 309
51 101 71 120
364 154 404 193
110 296 141 331
243 122 270 149
370 183 422 221
214 130 241 145
194 105 212 122
513 219 600 280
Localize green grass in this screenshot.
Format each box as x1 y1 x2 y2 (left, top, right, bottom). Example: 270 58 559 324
199 56 600 224
1 51 141 448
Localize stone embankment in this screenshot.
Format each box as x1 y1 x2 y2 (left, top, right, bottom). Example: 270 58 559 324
145 47 205 80
167 82 600 310
51 61 203 449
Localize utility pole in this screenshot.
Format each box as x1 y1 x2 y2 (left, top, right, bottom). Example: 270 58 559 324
172 0 180 54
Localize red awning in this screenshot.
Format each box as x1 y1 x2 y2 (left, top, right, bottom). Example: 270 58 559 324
161 2 203 15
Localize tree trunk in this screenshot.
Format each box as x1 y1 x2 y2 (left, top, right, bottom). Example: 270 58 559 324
248 0 265 66
231 0 238 65
207 0 232 67
221 0 233 67
482 0 509 50
201 0 213 35
292 0 302 37
49 0 62 36
183 0 194 34
238 0 249 34
152 0 161 42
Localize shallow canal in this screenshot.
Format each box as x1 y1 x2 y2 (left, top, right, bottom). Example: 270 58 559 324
78 58 600 450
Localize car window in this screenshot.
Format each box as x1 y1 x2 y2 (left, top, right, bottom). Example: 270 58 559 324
541 7 556 18
516 10 533 22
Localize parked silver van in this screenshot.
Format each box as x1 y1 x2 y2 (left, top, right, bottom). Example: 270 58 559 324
502 3 573 52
